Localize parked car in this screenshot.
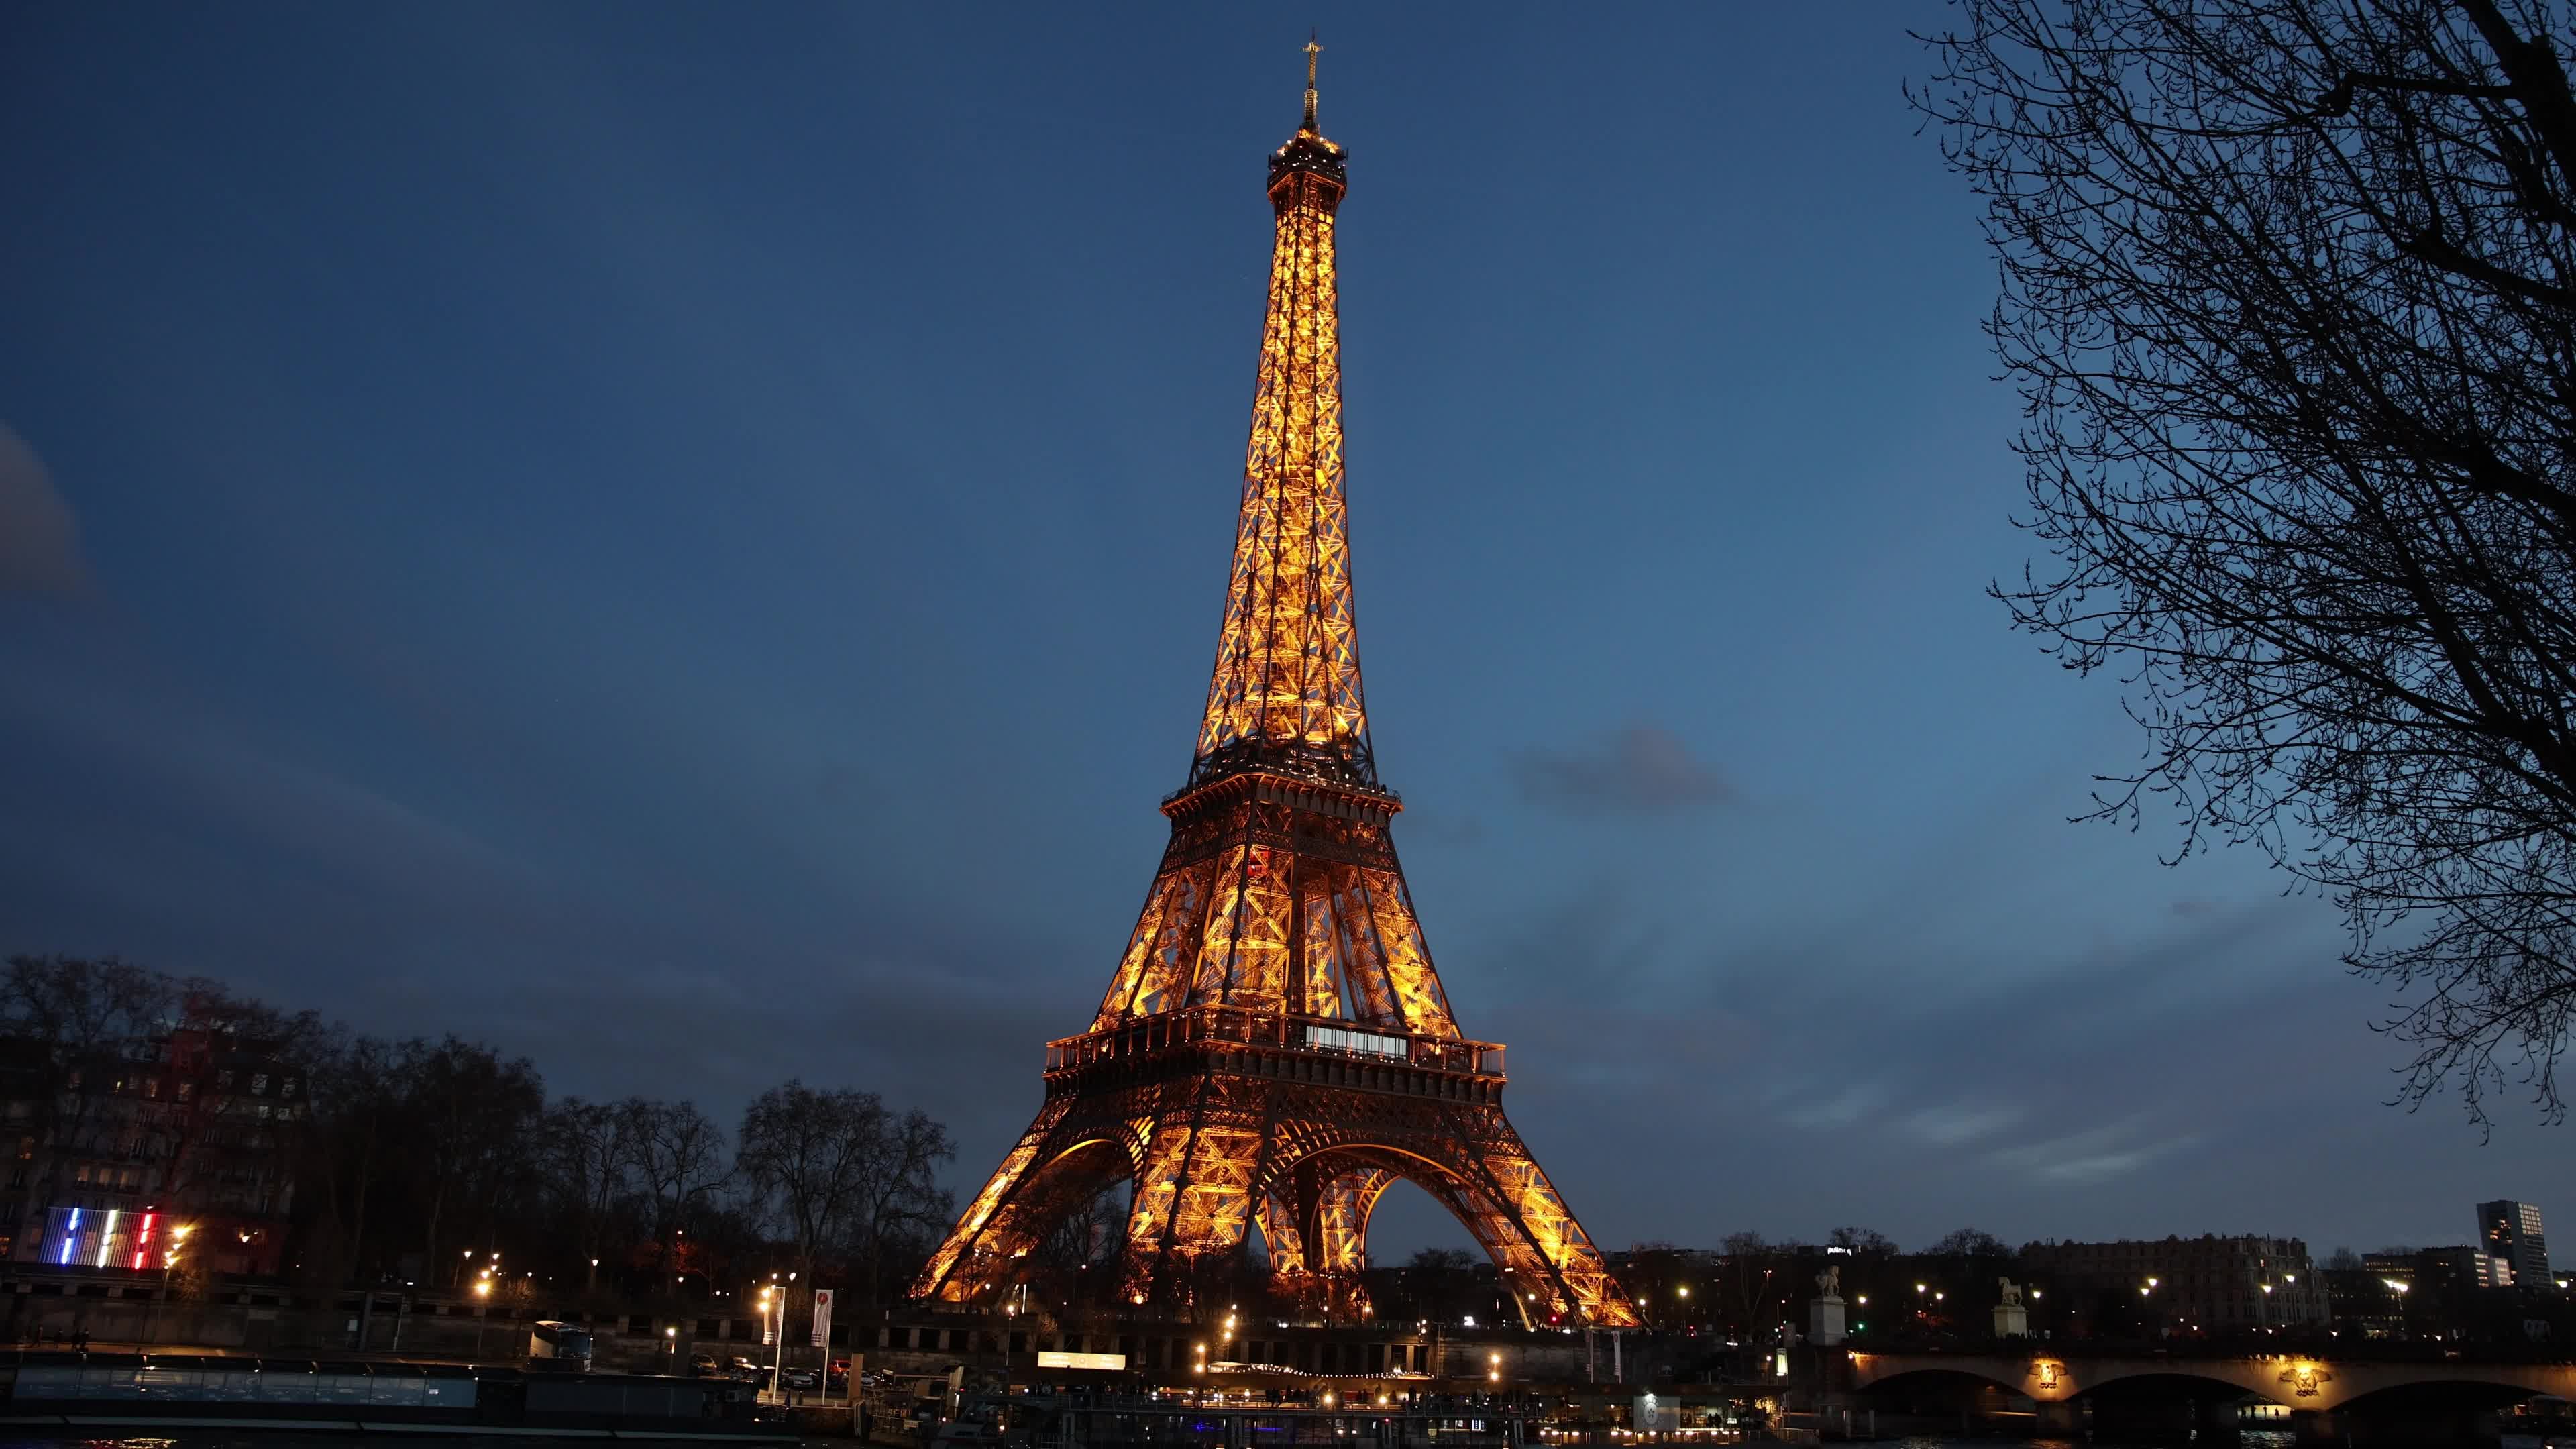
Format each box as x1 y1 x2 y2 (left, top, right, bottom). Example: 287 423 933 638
782 1367 819 1391
688 1354 721 1377
729 1356 763 1381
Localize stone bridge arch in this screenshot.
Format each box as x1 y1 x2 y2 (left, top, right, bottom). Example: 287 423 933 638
1851 1350 2576 1417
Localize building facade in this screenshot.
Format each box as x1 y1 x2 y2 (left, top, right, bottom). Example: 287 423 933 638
2477 1200 2549 1287
0 1014 302 1277
2021 1235 2327 1336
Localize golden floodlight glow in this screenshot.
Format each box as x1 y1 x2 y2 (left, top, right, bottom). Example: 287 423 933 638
903 41 1637 1333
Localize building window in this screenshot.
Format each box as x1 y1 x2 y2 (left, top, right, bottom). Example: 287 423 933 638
215 1071 233 1091
176 1082 194 1102
251 1074 268 1095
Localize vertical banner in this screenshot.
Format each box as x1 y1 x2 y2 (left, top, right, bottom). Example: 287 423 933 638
811 1288 835 1348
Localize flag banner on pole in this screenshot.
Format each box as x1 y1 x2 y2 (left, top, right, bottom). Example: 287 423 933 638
812 1288 834 1348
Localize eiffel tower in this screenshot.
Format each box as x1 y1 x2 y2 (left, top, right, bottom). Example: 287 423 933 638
911 46 1637 1330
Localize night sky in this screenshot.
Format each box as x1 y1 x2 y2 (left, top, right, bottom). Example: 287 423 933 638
3 3 2563 1265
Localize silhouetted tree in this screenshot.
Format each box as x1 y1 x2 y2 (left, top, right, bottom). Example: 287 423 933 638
1393 1246 1481 1324
735 1081 951 1307
396 1036 544 1271
542 1097 642 1277
631 1099 729 1245
1927 1227 2009 1259
1921 0 2576 1126
1827 1226 1898 1254
847 1106 955 1305
0 955 177 1208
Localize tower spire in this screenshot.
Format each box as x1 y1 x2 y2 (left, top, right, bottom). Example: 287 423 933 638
1303 34 1321 131
1198 36 1359 789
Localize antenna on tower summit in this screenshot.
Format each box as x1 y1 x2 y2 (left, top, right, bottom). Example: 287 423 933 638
1302 32 1321 131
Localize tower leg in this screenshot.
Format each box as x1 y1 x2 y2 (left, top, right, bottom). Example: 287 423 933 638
914 1099 1127 1304
1119 1103 1263 1308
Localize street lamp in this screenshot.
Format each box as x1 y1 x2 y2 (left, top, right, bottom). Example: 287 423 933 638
759 1285 782 1399
148 1222 195 1345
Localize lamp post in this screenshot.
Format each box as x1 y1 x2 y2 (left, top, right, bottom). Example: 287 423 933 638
2383 1278 2411 1340
759 1285 775 1401
472 1277 494 1360
148 1222 194 1346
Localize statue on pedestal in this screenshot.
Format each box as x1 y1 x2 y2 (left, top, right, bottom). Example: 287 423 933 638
1993 1276 2031 1338
1807 1264 1847 1346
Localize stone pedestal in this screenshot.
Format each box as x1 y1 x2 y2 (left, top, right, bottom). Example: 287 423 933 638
1807 1295 1846 1346
1992 1301 2029 1338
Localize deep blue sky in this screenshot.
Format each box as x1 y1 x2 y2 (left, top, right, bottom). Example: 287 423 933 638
1 3 2561 1265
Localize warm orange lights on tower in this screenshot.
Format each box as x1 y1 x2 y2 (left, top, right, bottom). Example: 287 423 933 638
908 46 1633 1332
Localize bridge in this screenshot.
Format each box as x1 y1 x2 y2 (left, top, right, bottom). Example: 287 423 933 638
1847 1348 2576 1444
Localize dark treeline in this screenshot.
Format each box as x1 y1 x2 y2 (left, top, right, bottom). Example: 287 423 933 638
3 955 955 1307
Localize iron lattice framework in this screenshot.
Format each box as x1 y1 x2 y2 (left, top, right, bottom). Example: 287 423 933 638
912 50 1636 1330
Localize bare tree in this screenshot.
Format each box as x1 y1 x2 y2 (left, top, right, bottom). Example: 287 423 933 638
736 1084 958 1309
737 1082 877 1281
1927 1227 2010 1259
0 955 177 1207
396 1036 543 1270
848 1107 954 1305
629 1099 729 1244
299 1033 402 1285
1827 1226 1898 1254
544 1097 641 1274
1919 0 2576 1126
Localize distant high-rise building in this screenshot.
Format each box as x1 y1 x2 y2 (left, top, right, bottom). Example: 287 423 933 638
2477 1200 2550 1286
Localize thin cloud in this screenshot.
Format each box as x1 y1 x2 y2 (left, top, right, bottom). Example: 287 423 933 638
0 424 89 596
1513 724 1739 818
1988 1116 2201 1188
1902 1102 2025 1148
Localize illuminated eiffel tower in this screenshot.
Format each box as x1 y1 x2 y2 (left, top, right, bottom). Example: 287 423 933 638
911 46 1637 1330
